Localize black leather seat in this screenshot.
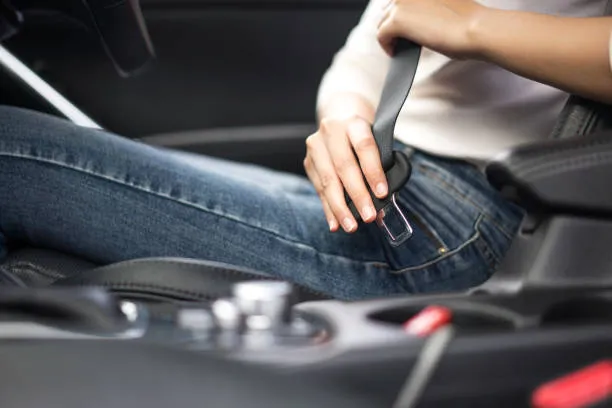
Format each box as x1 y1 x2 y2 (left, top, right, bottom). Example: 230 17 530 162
0 248 328 302
0 247 97 286
55 257 329 303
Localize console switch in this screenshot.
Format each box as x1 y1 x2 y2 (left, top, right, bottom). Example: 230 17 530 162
403 306 453 337
531 360 612 408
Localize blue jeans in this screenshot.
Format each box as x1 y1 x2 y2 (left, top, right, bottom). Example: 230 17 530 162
0 107 524 300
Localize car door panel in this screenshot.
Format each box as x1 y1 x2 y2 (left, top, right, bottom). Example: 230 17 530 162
140 123 315 174
4 0 367 138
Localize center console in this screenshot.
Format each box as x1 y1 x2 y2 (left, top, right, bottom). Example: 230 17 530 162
3 275 612 408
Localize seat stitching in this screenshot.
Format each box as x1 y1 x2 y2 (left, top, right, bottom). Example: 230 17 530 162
97 260 272 279
74 260 329 298
509 137 612 166
71 281 216 300
517 150 612 179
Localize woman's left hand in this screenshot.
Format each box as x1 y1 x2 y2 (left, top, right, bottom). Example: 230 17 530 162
377 0 488 59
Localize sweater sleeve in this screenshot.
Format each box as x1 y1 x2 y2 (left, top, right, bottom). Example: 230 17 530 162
316 0 391 112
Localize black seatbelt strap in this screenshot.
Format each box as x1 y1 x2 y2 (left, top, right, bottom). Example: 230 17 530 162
374 39 421 171
347 39 422 246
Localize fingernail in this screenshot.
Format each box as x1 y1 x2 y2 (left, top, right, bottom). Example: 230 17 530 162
376 183 388 197
362 206 375 221
328 219 338 231
342 217 357 232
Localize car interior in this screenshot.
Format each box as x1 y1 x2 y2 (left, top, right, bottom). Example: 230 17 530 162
0 0 612 407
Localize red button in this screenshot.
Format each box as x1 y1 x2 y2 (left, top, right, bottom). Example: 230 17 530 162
403 305 453 337
531 360 612 408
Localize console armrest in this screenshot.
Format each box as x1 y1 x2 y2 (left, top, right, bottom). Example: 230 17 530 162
486 130 612 215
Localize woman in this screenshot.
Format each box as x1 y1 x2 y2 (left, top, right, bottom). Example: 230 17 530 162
1 0 611 299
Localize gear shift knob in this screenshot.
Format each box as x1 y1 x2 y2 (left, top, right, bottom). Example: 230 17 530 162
232 281 294 332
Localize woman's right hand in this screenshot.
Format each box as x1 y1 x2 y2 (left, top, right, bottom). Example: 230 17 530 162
304 116 389 233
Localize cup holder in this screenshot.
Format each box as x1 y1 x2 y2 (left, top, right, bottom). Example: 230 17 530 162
540 297 612 326
369 304 516 332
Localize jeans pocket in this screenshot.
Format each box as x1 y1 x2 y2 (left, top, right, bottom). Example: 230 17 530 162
382 150 523 284
413 159 523 241
392 214 514 294
406 207 448 254
388 213 485 274
381 159 484 273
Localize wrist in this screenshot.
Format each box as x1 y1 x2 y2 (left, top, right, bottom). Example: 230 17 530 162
317 92 375 124
466 6 502 61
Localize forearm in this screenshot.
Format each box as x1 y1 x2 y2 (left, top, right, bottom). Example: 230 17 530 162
317 92 375 124
316 1 390 124
472 9 612 103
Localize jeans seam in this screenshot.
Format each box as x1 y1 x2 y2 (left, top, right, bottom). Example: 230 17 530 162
473 232 501 272
389 214 484 274
0 152 385 269
415 163 515 240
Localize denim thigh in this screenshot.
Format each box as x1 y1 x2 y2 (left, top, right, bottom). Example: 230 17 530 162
0 107 524 299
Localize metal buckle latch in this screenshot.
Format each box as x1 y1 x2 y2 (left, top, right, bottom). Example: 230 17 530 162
376 193 413 246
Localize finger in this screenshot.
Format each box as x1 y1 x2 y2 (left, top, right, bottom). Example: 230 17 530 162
323 122 376 224
379 0 394 26
304 155 339 232
308 126 358 232
320 194 339 232
381 0 393 11
346 118 388 199
377 13 399 56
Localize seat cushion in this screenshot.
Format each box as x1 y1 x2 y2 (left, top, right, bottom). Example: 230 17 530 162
0 248 330 302
55 257 330 303
0 247 97 286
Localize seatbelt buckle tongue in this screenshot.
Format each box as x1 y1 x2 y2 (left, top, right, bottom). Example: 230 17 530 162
375 151 413 246
377 193 413 246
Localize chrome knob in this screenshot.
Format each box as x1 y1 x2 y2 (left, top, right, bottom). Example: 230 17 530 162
232 281 293 332
211 298 242 331
177 308 214 332
210 298 243 350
